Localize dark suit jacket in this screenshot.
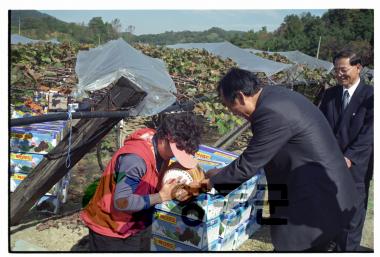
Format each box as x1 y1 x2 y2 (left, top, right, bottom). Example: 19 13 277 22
210 85 359 251
319 81 374 184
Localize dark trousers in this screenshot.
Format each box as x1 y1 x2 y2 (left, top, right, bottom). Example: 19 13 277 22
88 226 152 252
337 182 371 251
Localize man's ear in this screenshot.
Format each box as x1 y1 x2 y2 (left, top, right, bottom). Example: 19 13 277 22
236 91 245 105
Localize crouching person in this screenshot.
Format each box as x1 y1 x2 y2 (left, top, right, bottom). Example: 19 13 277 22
80 112 202 251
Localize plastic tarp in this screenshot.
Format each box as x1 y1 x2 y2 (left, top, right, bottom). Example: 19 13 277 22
167 42 292 77
74 38 177 116
246 48 333 72
11 34 39 44
11 34 60 45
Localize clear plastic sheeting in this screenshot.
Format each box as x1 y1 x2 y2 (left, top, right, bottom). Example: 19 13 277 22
167 42 292 77
11 34 60 45
246 48 333 72
74 38 177 116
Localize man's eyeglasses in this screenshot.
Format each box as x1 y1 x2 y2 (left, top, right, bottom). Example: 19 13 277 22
333 66 355 75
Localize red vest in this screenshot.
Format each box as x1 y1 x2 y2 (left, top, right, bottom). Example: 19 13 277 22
80 128 161 238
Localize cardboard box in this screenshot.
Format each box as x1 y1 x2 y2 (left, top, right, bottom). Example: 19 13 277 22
10 127 60 154
10 152 44 175
196 145 239 164
220 231 235 251
233 221 249 249
48 92 68 111
155 194 225 222
152 210 221 249
219 208 240 239
236 203 252 225
223 184 245 212
240 175 261 202
151 234 199 251
150 234 220 251
10 173 57 195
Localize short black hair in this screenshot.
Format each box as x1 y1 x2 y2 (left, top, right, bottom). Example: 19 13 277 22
333 50 362 66
217 67 262 104
155 112 202 155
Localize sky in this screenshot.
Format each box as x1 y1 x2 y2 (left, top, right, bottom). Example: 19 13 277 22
40 10 327 35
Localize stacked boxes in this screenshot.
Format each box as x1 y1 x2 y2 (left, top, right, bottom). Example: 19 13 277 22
151 145 267 251
152 210 221 250
9 117 70 213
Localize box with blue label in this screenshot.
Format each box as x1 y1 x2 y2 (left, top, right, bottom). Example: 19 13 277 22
236 202 252 225
196 145 239 164
151 234 220 251
247 185 266 207
10 127 60 154
152 210 220 249
233 221 249 249
10 173 57 195
240 175 261 202
15 123 67 138
220 230 236 251
223 184 245 212
155 194 225 222
10 152 44 175
219 202 252 239
219 208 240 239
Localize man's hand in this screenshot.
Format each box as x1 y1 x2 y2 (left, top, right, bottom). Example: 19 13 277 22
186 178 212 196
344 157 352 168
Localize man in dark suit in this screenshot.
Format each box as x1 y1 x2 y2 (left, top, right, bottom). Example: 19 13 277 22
185 67 359 251
319 50 373 251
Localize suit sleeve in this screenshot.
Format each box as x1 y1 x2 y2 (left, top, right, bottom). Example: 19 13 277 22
210 108 292 194
344 93 374 164
319 88 332 115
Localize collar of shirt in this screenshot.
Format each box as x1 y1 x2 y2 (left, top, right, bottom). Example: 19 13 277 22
152 134 163 171
343 78 360 100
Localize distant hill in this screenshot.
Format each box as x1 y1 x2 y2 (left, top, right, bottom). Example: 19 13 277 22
10 10 86 42
128 27 246 45
8 10 373 66
10 10 246 45
10 10 56 25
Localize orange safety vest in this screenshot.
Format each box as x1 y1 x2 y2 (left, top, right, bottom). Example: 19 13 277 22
80 128 165 238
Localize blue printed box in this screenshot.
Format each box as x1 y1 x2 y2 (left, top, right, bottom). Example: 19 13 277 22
10 152 44 175
240 175 261 202
151 234 220 251
10 173 57 195
155 194 225 222
10 127 60 154
196 145 239 164
220 230 235 251
219 208 240 239
236 202 252 225
152 210 221 249
234 221 249 249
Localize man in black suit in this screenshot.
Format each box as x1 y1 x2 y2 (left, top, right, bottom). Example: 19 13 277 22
185 67 359 251
319 50 373 251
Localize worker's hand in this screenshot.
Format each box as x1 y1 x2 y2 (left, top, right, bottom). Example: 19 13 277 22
158 178 180 202
344 157 352 168
205 168 221 178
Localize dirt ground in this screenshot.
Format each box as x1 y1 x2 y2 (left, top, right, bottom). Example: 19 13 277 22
9 121 374 252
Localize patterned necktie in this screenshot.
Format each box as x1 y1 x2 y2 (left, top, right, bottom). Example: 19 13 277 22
342 90 350 110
